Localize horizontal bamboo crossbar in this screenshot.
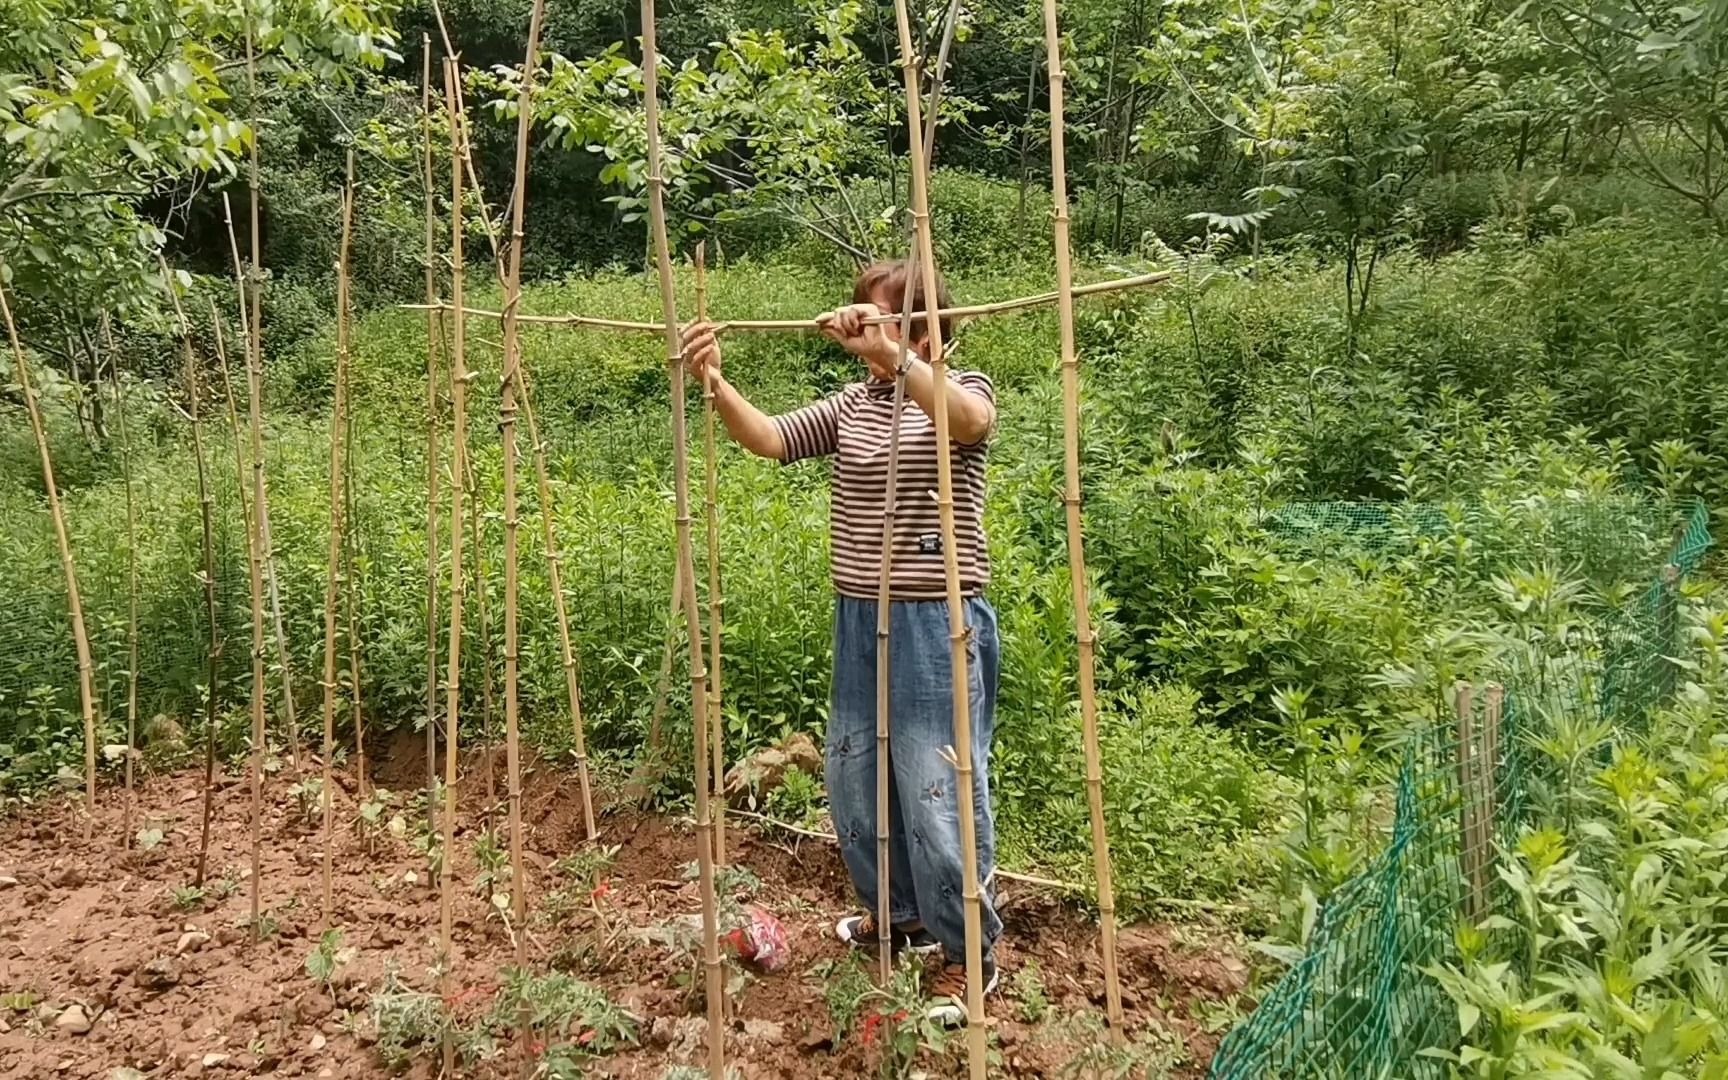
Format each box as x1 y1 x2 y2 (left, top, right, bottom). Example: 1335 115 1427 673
400 269 1172 334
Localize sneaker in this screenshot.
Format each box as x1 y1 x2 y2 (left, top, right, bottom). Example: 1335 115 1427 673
927 955 1000 1027
834 913 940 955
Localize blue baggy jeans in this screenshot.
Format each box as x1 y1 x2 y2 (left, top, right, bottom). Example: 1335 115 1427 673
827 595 1002 961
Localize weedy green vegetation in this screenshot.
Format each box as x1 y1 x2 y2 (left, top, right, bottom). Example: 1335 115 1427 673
1423 600 1728 1077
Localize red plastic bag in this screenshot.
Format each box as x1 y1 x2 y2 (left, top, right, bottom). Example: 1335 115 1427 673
725 905 791 972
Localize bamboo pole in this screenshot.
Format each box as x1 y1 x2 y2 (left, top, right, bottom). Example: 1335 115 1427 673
241 17 269 930
0 292 100 840
209 306 259 863
466 449 498 820
496 0 549 998
519 367 599 841
644 558 683 759
421 37 444 813
400 269 1173 334
872 232 923 984
438 56 470 1076
1042 0 1125 1034
106 317 140 851
695 243 726 866
162 262 224 888
319 156 357 926
343 339 367 799
641 2 724 1073
891 0 987 1066
219 194 297 778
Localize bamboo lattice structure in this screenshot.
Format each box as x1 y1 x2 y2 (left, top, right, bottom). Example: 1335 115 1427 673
0 284 99 840
891 0 988 1069
641 0 725 1072
1044 0 1125 1034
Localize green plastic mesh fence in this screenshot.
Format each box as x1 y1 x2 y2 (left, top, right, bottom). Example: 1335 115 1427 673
1210 497 1713 1079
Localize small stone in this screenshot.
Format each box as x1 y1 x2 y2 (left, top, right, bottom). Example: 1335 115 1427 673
136 956 181 991
646 1016 675 1049
742 1019 784 1043
51 866 85 889
0 873 18 888
55 1004 92 1035
216 927 244 947
309 1032 326 1052
0 1015 11 1034
175 931 211 955
37 1003 60 1023
201 1053 229 1068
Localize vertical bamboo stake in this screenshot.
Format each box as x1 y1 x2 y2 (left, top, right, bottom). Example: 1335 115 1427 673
438 56 470 1076
0 290 99 839
890 0 987 1066
641 2 724 1072
343 347 366 798
695 243 726 865
163 262 224 888
644 557 683 759
207 308 256 878
497 0 548 990
106 318 140 851
421 37 444 814
1454 682 1485 923
320 157 357 926
241 17 269 927
210 308 258 790
519 371 599 840
1043 0 1124 1033
220 194 296 778
872 233 923 984
467 450 498 819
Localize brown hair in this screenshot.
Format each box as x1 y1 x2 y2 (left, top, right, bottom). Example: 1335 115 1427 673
852 259 955 348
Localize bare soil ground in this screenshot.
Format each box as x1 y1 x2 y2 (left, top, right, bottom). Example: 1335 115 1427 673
0 732 1249 1078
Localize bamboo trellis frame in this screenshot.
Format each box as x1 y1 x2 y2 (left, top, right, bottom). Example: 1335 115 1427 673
641 0 726 1072
1044 0 1126 1034
403 269 1172 335
890 0 989 1068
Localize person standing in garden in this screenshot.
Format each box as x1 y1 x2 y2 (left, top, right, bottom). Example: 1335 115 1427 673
680 259 1000 1023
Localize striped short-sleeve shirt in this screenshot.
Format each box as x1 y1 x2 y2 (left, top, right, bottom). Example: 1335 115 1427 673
773 371 994 601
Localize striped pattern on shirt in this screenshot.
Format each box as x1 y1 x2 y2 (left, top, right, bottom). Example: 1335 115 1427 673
773 370 994 601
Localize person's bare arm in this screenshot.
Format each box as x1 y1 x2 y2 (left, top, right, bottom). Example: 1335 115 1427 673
897 353 994 445
819 304 995 445
682 322 785 460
